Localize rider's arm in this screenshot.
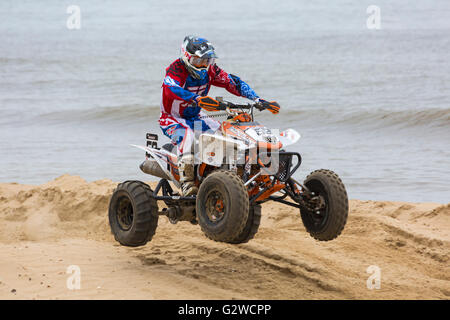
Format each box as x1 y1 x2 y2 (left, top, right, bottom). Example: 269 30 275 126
208 64 259 101
162 75 199 103
162 71 202 118
163 60 201 104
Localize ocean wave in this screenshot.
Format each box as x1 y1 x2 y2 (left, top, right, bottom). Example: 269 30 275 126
284 107 450 129
11 104 450 131
38 104 161 124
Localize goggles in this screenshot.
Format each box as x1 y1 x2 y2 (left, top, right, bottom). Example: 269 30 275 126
189 56 215 69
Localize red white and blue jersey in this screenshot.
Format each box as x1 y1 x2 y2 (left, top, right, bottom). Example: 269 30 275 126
159 58 259 155
160 58 259 120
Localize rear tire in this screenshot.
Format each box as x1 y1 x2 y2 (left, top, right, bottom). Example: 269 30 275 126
226 205 262 244
300 169 348 241
196 170 249 242
108 181 158 247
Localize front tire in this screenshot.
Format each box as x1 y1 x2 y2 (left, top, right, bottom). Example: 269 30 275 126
300 169 348 241
226 205 262 244
196 170 249 242
108 181 158 247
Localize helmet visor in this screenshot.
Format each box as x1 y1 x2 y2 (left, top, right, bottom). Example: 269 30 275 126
190 56 214 69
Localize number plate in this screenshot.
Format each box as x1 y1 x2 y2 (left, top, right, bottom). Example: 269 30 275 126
145 133 159 157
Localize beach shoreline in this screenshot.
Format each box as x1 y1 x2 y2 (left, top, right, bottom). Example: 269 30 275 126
0 175 448 299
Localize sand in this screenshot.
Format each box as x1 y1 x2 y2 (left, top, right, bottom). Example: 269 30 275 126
0 174 448 300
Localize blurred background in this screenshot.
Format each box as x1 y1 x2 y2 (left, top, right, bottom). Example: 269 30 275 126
0 0 449 202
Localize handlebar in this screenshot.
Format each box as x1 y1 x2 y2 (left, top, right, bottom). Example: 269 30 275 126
217 101 256 110
196 96 279 114
217 100 279 114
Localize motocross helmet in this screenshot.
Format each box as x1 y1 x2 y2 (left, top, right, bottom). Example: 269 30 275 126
181 35 218 79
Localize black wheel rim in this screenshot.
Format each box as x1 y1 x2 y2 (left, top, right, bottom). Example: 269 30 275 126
205 189 226 224
305 180 329 229
116 195 134 231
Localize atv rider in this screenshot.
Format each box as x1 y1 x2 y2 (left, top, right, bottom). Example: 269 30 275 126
159 35 264 196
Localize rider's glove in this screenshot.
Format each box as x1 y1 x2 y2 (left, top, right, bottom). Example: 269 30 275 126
181 96 201 118
253 97 266 111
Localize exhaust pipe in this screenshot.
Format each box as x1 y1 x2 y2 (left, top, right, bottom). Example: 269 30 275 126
140 159 170 180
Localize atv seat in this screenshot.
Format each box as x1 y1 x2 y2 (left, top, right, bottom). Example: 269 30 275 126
162 143 175 153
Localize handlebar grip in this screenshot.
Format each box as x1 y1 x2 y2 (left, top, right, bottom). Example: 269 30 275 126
254 103 265 111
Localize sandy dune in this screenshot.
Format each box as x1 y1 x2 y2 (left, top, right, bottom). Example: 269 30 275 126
0 175 448 300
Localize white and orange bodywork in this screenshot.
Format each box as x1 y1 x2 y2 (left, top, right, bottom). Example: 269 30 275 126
133 109 300 201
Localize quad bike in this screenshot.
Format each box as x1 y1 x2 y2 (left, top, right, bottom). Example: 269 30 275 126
108 97 348 246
